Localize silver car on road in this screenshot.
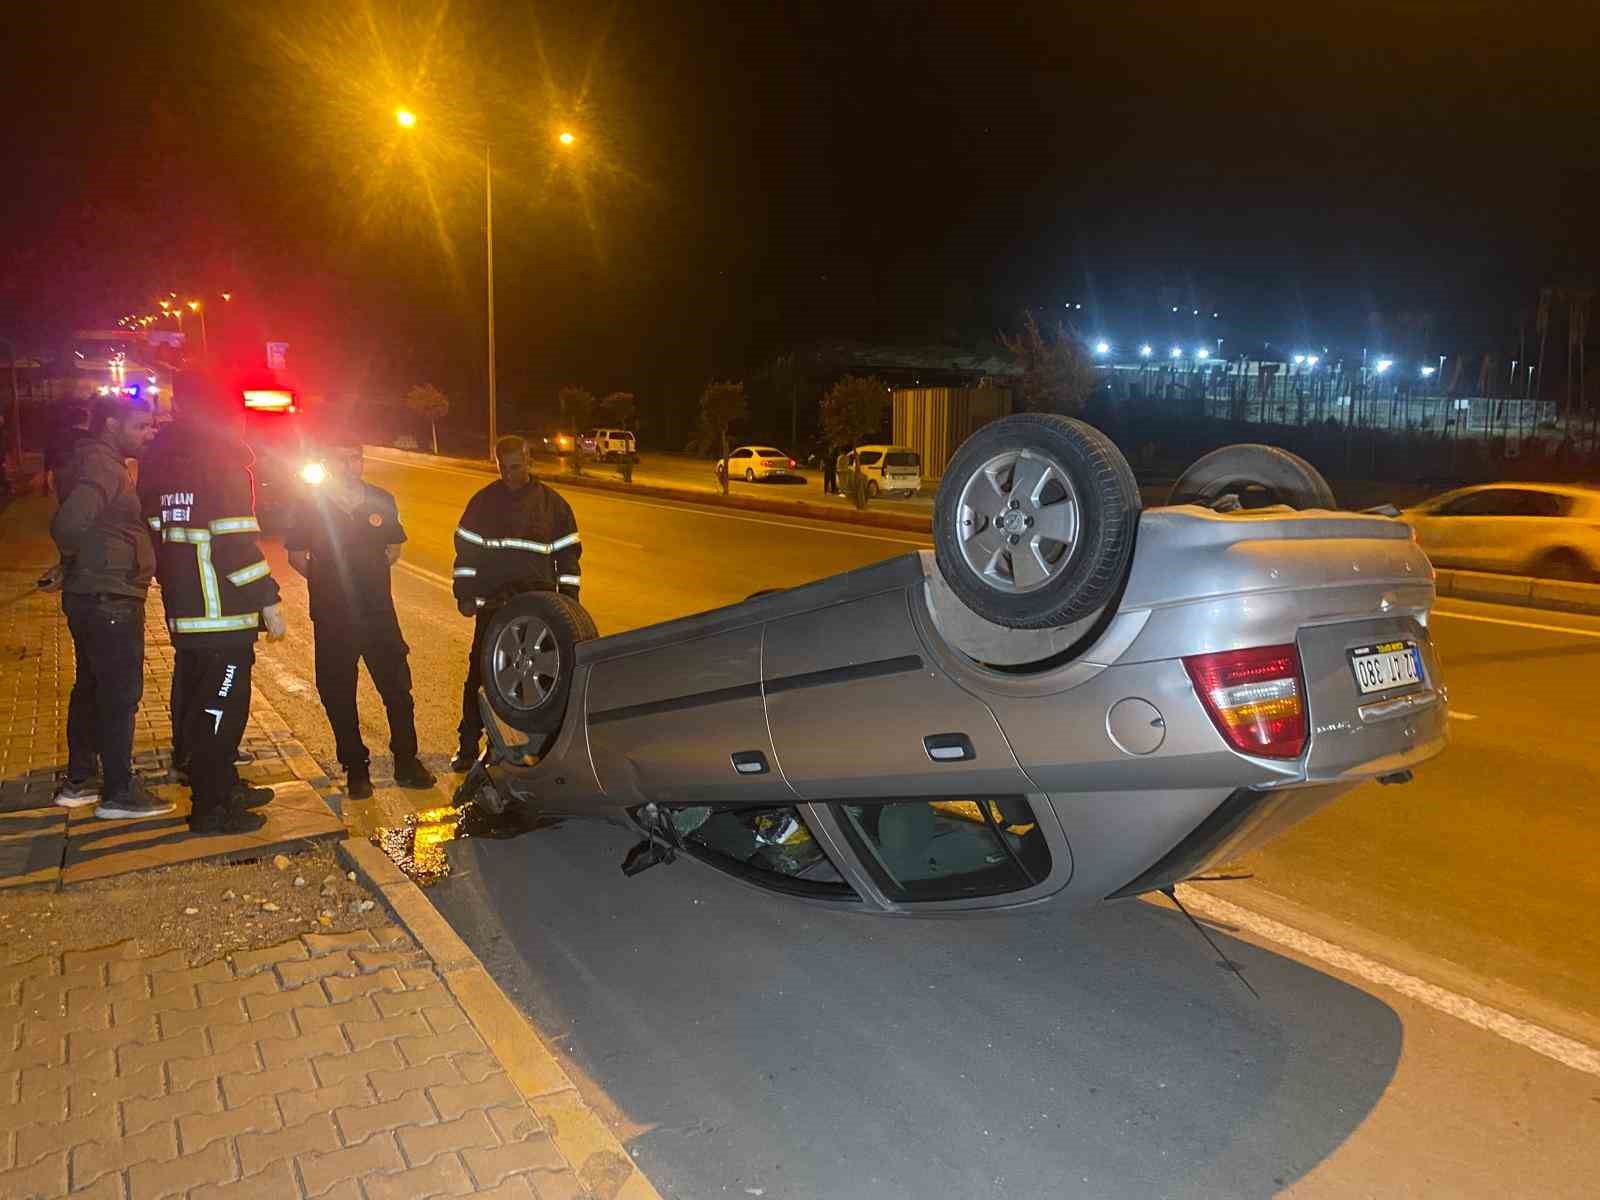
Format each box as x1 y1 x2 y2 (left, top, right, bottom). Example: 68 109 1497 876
462 419 1449 917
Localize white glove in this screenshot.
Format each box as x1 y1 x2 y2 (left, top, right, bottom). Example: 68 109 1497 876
261 603 287 641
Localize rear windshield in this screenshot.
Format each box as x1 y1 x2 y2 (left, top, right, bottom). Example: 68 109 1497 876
884 451 920 468
856 450 883 466
756 449 785 458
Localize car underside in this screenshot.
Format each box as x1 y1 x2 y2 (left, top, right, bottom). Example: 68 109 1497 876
457 417 1449 916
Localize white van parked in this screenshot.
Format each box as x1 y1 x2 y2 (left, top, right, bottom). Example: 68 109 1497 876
838 444 922 498
582 428 637 462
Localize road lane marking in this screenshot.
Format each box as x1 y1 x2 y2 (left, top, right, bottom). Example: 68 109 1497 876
1448 710 1479 721
369 452 932 547
1433 608 1600 639
396 561 455 591
1174 884 1600 1078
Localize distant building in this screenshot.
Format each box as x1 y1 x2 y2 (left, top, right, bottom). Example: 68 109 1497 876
892 385 1014 480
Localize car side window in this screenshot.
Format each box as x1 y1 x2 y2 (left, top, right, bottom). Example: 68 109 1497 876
1443 491 1526 516
834 798 1051 902
857 450 883 467
731 448 751 459
666 806 854 899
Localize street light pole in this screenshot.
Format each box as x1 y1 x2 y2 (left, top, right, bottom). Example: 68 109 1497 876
485 142 498 454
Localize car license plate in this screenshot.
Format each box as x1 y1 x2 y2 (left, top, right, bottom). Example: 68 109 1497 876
1348 641 1423 695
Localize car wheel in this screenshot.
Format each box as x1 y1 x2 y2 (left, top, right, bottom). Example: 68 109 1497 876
934 413 1140 630
1168 444 1336 510
1535 548 1591 582
867 479 880 498
479 592 598 737
744 467 756 483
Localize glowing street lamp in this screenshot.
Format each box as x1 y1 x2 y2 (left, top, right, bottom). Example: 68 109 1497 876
1196 347 1210 360
1139 344 1153 358
1307 355 1320 367
187 300 208 355
1420 365 1436 378
1375 359 1394 375
394 106 582 452
1170 346 1183 359
1293 354 1306 366
1094 340 1110 355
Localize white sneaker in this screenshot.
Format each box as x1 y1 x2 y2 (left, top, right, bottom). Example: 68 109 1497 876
94 788 177 820
55 780 100 808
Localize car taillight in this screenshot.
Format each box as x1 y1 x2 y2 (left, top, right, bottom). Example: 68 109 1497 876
789 458 797 468
1183 644 1306 758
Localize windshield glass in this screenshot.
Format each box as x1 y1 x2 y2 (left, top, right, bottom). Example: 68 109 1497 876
884 451 919 468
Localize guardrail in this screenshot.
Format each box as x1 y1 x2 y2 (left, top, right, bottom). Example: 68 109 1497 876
1434 568 1600 616
363 445 933 536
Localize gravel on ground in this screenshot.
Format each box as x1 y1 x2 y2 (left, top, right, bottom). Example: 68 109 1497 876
1 843 387 968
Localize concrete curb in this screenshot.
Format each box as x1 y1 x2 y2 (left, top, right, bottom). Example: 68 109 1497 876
339 835 663 1200
1434 568 1600 615
366 444 933 536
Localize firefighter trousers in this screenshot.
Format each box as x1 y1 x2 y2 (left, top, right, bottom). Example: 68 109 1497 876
175 646 254 823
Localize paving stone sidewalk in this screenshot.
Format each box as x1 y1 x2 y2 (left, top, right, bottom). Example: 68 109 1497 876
0 500 340 889
0 925 589 1199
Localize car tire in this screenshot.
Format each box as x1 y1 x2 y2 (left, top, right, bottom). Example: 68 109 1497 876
744 468 756 483
867 479 880 498
1168 444 1336 510
934 413 1140 630
1535 548 1591 582
479 592 598 737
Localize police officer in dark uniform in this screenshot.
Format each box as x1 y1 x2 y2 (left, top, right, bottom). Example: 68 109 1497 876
450 434 581 770
285 433 435 800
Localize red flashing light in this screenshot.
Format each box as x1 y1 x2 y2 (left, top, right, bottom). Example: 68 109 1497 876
243 390 295 411
1183 644 1306 759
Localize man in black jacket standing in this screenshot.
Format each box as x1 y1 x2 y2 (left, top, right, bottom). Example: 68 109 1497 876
48 393 168 818
141 371 286 834
450 435 581 770
286 433 434 799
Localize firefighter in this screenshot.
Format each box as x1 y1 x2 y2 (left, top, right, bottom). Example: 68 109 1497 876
285 432 435 799
450 435 581 770
141 371 286 834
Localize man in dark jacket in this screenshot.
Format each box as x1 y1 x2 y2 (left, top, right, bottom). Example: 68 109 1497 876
286 432 434 799
48 393 168 818
450 435 581 770
140 372 286 834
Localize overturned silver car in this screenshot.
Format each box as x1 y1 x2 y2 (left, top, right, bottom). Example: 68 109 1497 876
459 415 1448 915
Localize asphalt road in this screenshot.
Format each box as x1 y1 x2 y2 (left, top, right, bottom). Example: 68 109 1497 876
246 455 1600 1198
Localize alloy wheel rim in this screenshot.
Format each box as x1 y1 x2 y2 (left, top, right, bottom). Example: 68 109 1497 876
954 449 1081 594
491 616 560 709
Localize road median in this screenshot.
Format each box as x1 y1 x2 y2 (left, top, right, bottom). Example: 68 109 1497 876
365 445 933 535
1434 568 1600 615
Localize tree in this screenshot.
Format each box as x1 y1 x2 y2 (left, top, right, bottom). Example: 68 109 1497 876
598 391 637 430
820 374 889 452
403 383 449 455
558 386 595 474
698 380 747 494
999 311 1098 415
820 375 890 510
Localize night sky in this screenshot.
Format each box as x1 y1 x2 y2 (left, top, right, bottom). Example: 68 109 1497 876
4 1 1597 421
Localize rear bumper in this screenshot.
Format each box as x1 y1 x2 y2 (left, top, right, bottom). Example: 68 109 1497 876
1105 782 1356 899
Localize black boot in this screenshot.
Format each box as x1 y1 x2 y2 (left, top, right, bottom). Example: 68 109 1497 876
450 742 479 773
394 758 437 789
346 768 374 800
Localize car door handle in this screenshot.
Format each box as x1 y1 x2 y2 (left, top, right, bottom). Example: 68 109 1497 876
923 733 975 763
730 750 770 775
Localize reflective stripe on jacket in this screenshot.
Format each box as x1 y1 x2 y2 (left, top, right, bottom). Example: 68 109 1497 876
451 479 581 605
139 427 280 645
